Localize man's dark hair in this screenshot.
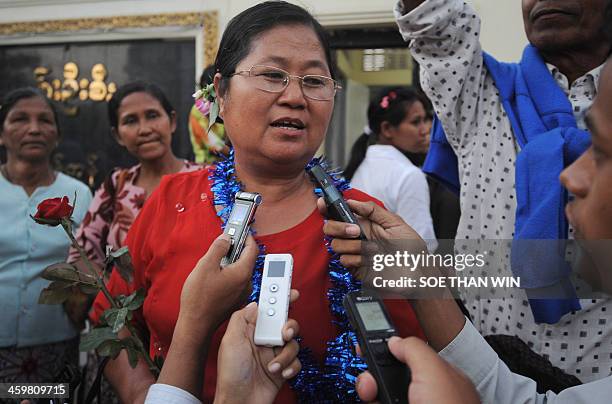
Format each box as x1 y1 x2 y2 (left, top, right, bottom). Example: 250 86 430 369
107 81 174 129
214 1 335 96
606 0 612 45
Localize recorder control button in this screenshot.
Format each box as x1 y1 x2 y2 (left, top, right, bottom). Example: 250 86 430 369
228 228 236 236
267 308 275 316
270 284 279 292
268 297 277 304
372 344 394 366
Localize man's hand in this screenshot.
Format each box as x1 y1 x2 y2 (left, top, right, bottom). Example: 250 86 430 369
156 233 258 398
318 198 427 287
356 336 480 404
215 293 302 404
179 233 257 333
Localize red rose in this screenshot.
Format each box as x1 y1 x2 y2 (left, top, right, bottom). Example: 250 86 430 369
32 196 74 226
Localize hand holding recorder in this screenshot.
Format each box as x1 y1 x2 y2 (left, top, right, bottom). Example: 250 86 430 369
322 198 477 404
180 233 257 332
308 164 367 240
318 198 427 288
216 293 301 404
154 234 301 403
356 335 479 404
318 198 425 268
344 291 410 404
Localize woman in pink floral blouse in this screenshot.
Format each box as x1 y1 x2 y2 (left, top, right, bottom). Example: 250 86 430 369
68 82 201 270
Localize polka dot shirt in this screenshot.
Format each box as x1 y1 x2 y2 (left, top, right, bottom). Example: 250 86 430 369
395 0 609 382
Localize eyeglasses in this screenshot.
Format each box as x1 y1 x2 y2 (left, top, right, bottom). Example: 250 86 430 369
228 65 342 101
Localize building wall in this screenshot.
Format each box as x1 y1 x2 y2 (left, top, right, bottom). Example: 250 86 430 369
0 0 528 61
224 0 528 61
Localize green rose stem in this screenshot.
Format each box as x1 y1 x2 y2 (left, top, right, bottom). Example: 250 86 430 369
61 218 160 376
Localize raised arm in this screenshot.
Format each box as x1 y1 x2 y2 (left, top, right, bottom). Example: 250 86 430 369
395 0 488 151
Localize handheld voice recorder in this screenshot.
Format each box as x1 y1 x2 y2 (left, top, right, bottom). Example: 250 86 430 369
344 290 410 404
254 254 293 347
221 191 262 267
307 164 366 240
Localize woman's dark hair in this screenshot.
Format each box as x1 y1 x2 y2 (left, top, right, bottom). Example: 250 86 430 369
0 87 59 132
108 81 175 128
199 64 217 89
214 1 335 96
344 132 373 180
368 87 423 136
344 87 424 180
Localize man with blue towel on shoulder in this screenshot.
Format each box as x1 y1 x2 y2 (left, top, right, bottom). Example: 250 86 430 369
395 0 611 385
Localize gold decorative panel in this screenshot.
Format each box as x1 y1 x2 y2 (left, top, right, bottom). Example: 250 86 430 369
0 11 219 65
35 62 117 104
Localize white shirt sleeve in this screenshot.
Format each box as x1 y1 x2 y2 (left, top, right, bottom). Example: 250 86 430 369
144 384 202 404
439 319 612 403
394 169 438 252
394 0 488 153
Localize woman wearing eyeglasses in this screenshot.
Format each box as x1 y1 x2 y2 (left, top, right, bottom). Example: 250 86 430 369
91 2 424 403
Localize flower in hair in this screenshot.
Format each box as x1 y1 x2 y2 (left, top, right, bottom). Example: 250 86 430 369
380 96 390 109
195 98 211 116
380 91 398 109
193 83 219 133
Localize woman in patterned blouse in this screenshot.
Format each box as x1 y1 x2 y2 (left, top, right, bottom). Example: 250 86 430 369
66 81 201 323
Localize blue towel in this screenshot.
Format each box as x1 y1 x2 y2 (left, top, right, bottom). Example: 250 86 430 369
423 45 590 324
423 117 460 196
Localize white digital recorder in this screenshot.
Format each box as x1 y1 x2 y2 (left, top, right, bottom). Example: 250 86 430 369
254 254 293 347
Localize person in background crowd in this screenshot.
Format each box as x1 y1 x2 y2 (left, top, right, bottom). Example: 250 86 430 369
403 101 461 248
0 88 92 385
346 87 437 251
396 0 612 384
67 81 201 317
90 2 424 403
189 65 229 164
65 81 201 402
396 95 431 167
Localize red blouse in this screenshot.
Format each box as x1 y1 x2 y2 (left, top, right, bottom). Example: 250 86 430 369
92 167 424 403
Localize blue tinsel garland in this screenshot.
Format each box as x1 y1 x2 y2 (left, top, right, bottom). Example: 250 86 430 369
210 149 367 403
